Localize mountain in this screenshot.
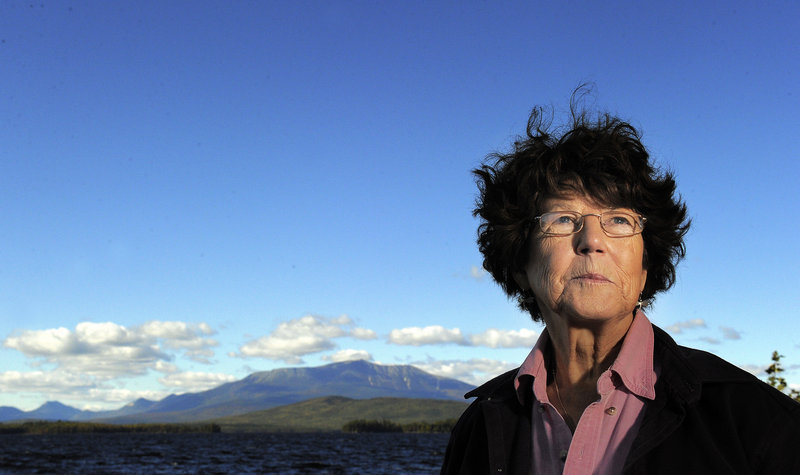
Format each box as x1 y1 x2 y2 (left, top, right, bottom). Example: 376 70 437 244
104 359 473 423
67 398 159 421
115 397 160 415
32 401 83 420
0 406 26 421
0 360 474 423
0 401 85 422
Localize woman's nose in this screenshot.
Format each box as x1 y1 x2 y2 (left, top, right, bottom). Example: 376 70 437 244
575 214 607 254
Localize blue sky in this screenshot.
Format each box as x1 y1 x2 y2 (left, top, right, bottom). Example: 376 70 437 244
1 0 798 411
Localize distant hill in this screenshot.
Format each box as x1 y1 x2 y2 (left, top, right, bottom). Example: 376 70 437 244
31 401 82 420
210 396 469 432
0 398 162 423
0 406 25 422
0 360 474 423
0 401 81 422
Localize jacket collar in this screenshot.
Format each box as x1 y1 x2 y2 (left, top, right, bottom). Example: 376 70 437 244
465 367 520 402
650 325 701 405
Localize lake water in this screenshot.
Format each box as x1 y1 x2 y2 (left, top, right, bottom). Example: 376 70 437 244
0 432 450 474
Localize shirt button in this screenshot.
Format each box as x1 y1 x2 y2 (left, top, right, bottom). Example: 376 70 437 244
538 404 546 413
605 407 617 415
559 449 568 461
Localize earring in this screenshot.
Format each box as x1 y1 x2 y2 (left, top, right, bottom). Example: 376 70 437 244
635 293 644 311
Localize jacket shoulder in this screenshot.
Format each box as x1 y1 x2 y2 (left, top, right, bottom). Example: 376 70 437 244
629 324 800 473
464 367 519 400
654 324 798 409
689 346 800 416
443 368 531 474
678 345 756 383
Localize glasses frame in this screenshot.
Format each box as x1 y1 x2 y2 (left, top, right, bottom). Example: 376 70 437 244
532 210 647 237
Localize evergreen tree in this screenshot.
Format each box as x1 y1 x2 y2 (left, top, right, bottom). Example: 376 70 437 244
765 351 800 403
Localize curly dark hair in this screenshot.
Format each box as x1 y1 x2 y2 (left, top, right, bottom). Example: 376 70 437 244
473 99 690 321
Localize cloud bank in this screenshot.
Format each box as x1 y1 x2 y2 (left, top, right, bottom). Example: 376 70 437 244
3 320 218 379
388 325 466 346
1 320 223 408
322 349 373 363
469 328 538 348
237 314 376 364
414 358 517 386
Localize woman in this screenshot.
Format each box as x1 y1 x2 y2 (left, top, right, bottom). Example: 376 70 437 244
441 99 800 474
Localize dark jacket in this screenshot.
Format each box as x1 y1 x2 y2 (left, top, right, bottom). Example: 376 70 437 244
441 325 800 474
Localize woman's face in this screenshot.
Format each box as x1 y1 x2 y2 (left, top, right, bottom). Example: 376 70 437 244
517 194 648 326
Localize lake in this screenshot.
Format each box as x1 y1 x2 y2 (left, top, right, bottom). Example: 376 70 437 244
0 432 450 474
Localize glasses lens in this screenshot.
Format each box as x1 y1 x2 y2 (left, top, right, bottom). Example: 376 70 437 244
601 212 641 236
539 212 580 235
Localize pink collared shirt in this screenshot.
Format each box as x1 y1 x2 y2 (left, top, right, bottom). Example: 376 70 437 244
514 311 658 475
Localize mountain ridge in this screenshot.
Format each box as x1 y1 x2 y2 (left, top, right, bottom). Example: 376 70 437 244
0 360 474 423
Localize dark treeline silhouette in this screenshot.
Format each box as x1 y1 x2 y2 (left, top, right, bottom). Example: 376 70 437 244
342 418 456 433
0 421 221 434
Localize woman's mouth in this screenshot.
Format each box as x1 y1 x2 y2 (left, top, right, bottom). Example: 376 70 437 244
573 273 611 283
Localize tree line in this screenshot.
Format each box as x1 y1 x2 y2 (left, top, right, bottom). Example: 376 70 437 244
0 421 221 435
342 418 457 433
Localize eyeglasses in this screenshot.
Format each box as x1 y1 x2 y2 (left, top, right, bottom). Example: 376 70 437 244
533 210 646 237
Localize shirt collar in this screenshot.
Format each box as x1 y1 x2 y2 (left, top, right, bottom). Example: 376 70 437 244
514 311 657 404
514 329 550 405
609 310 657 400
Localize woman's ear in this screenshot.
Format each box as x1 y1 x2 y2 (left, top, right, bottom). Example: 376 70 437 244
513 271 530 291
639 269 647 295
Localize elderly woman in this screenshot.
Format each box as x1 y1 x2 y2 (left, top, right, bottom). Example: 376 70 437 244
441 100 800 474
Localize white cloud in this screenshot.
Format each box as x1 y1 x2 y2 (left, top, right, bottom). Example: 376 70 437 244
322 349 373 363
0 370 93 393
414 358 517 386
469 328 539 348
2 320 219 379
154 361 179 374
150 321 213 337
83 388 171 409
0 369 169 411
330 315 352 326
664 318 706 334
351 328 377 340
388 326 465 346
158 371 237 392
139 321 218 363
4 327 85 356
237 314 372 364
699 336 720 345
0 367 234 411
470 265 487 281
77 321 139 346
719 326 741 340
387 326 538 348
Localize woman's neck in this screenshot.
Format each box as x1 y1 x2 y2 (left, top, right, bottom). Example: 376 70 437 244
543 312 634 432
544 311 633 384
